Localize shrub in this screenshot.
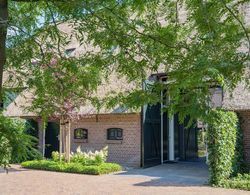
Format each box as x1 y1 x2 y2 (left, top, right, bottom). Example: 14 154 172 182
51 151 65 162
21 160 122 175
207 110 239 185
219 174 250 191
70 146 108 165
0 114 41 168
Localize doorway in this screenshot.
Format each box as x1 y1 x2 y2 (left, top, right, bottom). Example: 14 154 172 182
142 106 198 167
45 122 59 158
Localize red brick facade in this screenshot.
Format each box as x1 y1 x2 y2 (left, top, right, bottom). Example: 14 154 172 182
70 113 141 167
238 111 250 167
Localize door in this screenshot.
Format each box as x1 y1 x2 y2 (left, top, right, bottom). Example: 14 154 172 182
163 111 168 162
143 103 161 167
174 115 198 160
45 122 59 158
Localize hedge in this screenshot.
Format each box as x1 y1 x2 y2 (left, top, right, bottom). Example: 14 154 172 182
219 174 250 191
21 160 122 175
207 110 241 185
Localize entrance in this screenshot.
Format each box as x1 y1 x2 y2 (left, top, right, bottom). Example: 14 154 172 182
142 106 198 167
142 83 198 168
45 122 59 158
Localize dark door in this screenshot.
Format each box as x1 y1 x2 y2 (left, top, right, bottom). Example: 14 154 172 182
184 124 198 160
45 122 59 158
174 115 198 161
163 111 168 162
143 103 161 167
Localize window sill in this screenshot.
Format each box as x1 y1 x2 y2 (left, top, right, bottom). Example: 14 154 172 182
74 139 88 143
106 140 123 144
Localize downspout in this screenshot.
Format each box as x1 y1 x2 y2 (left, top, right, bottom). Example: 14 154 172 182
141 80 147 167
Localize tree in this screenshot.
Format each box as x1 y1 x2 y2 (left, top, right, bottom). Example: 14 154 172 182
2 0 250 123
28 55 102 161
0 0 8 108
54 0 250 122
0 0 249 168
0 0 67 109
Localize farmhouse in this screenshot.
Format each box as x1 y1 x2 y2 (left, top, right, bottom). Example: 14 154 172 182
3 69 250 168
3 7 250 167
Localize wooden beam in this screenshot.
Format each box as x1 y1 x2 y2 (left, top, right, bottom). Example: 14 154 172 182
68 120 71 162
65 120 71 162
59 118 63 162
38 119 46 157
42 121 46 158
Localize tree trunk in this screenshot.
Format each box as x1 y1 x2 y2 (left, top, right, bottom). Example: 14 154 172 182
0 0 8 110
65 119 71 162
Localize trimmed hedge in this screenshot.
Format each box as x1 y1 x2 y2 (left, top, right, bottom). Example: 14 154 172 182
21 160 122 175
207 110 239 185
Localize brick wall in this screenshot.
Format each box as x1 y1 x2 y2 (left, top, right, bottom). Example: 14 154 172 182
238 111 250 167
70 113 141 167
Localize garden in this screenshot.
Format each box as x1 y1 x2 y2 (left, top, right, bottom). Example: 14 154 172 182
0 114 121 175
21 147 122 175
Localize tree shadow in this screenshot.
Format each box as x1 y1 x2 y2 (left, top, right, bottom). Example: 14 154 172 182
0 165 30 174
116 161 209 187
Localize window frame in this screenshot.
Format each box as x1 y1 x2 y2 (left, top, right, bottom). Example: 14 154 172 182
74 128 88 140
107 128 123 140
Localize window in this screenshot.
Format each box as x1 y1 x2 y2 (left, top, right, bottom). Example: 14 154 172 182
74 128 88 140
107 128 123 140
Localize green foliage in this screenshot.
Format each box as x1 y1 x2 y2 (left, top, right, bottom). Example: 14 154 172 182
21 160 122 175
3 0 249 122
219 174 250 191
51 151 64 162
71 146 108 165
207 109 242 185
52 146 108 165
0 114 42 168
59 0 249 121
232 119 246 175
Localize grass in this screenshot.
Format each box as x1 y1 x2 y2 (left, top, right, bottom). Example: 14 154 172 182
21 160 122 175
218 174 250 191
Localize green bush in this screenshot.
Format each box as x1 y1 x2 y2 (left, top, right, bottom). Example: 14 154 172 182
21 160 122 175
207 110 239 185
0 114 42 168
51 151 65 162
219 174 250 191
69 146 108 165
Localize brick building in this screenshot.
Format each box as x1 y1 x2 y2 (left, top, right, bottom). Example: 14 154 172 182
3 6 250 167
3 72 250 168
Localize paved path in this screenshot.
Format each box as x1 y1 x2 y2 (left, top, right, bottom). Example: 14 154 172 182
0 163 248 195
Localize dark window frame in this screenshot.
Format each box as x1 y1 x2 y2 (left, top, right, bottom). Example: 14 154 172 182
107 128 123 140
74 128 88 140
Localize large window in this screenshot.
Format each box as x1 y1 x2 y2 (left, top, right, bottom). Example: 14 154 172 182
107 128 123 140
74 128 88 140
